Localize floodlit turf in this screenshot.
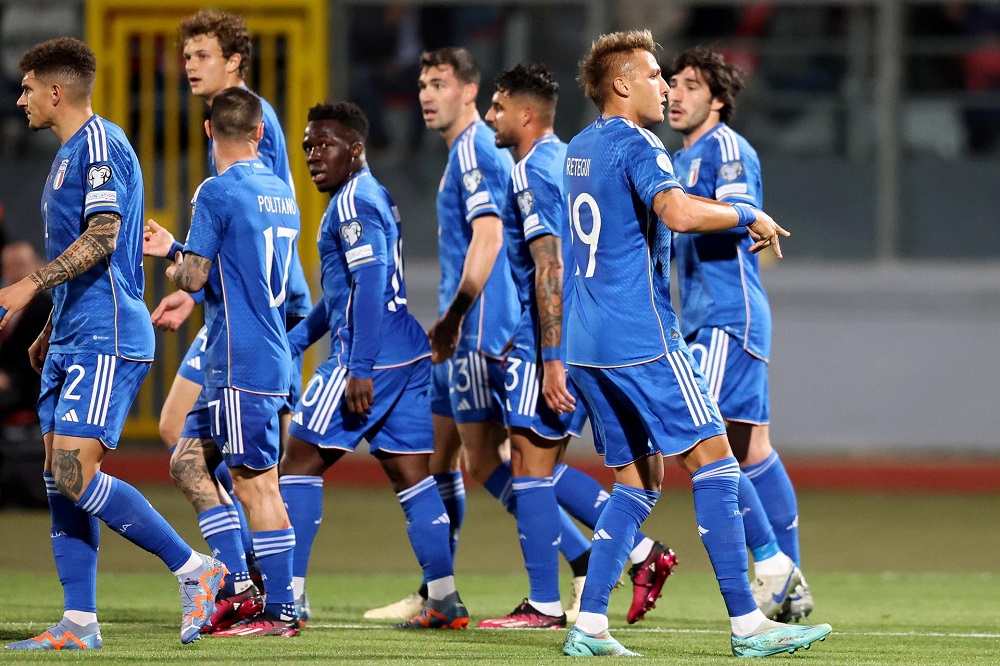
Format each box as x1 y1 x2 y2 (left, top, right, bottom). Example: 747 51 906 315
1 486 998 664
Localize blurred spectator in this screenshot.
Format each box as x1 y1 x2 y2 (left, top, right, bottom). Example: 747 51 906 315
0 240 49 508
951 3 1000 153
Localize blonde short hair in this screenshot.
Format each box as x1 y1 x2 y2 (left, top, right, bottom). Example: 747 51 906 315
578 30 658 111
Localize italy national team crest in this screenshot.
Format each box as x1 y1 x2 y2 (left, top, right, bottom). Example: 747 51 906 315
462 168 483 194
686 158 701 188
53 159 69 190
339 220 363 245
516 190 534 217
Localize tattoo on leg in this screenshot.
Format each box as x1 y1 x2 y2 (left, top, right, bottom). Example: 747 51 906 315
170 438 222 514
52 448 84 500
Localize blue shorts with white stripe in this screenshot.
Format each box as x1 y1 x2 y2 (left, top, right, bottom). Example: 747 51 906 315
568 348 726 467
686 327 769 425
205 387 284 470
504 344 587 440
428 347 506 425
288 357 433 455
37 353 151 448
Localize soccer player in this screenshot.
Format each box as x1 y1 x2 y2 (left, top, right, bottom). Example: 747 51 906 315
151 8 313 623
0 37 224 650
477 63 677 629
147 87 300 637
559 31 831 657
667 46 813 622
278 101 468 630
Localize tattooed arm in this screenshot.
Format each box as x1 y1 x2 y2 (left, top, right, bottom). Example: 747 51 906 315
528 233 576 414
0 213 120 328
166 252 212 293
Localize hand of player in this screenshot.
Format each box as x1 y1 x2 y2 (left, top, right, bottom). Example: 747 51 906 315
151 290 197 331
746 210 790 258
28 325 51 374
428 313 461 364
143 218 175 257
344 375 374 416
0 278 39 329
541 359 576 414
165 251 183 283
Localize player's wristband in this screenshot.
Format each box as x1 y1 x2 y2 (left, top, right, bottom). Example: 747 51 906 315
732 203 757 228
166 240 185 259
0 306 7 320
190 290 205 305
541 346 564 363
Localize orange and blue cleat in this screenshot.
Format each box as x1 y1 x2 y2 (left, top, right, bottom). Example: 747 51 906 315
5 619 102 651
394 591 469 630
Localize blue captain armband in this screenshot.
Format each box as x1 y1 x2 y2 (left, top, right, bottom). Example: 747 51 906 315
732 203 757 228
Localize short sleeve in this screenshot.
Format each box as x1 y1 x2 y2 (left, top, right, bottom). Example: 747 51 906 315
336 197 388 271
82 140 128 220
713 153 760 205
621 127 682 209
184 178 227 259
460 138 505 224
518 166 564 243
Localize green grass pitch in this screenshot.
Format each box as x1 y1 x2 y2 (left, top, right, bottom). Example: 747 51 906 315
1 485 998 664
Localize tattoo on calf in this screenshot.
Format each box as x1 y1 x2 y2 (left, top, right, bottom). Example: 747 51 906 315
170 438 223 513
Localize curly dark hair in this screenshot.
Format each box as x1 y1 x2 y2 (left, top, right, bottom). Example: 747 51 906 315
669 46 746 123
209 87 262 141
179 9 252 80
494 63 559 104
19 37 96 101
307 102 369 142
419 47 480 86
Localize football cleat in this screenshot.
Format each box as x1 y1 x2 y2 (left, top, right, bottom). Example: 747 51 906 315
626 542 678 623
212 611 301 637
777 573 814 623
564 575 587 624
295 592 312 625
478 599 566 629
562 627 641 657
364 591 426 620
394 591 469 630
178 554 227 644
752 560 802 620
5 619 102 651
203 584 264 634
731 619 831 658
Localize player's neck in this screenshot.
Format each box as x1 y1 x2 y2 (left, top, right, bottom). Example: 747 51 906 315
442 107 480 149
213 141 258 174
682 117 722 150
514 127 553 163
52 105 95 145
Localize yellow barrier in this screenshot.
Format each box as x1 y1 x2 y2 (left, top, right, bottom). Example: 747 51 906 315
86 0 328 439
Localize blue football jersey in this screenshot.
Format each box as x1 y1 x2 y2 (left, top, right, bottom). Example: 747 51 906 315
185 159 298 394
40 115 154 360
316 168 428 369
436 120 519 356
563 116 685 368
501 135 576 352
208 92 312 317
671 123 771 360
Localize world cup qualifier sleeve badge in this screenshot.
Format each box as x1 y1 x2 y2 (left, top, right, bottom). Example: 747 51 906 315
462 168 483 194
516 189 534 218
339 219 363 246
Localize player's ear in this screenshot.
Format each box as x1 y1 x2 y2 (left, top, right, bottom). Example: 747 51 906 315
204 119 213 140
49 81 63 107
710 97 725 114
254 122 264 142
227 53 242 76
462 82 478 105
612 76 630 98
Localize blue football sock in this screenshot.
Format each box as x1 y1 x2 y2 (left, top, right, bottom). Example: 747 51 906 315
76 472 192 572
691 458 757 617
398 476 454 595
737 470 781 562
559 509 591 564
483 462 515 512
433 471 465 558
552 462 654 550
45 473 100 614
580 483 658 616
279 475 324 582
215 462 254 558
252 528 296 618
197 505 249 596
513 477 561 605
744 451 800 566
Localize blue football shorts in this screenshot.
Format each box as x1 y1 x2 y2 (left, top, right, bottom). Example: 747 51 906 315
686 327 769 425
429 346 505 425
568 348 726 467
37 353 150 449
504 345 586 440
205 387 285 470
289 358 433 455
179 389 212 440
429 361 452 418
176 325 208 384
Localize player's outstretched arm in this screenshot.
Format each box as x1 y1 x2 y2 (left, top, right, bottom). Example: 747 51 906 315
527 233 576 414
0 213 120 328
428 214 505 363
653 189 789 258
168 252 212 293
